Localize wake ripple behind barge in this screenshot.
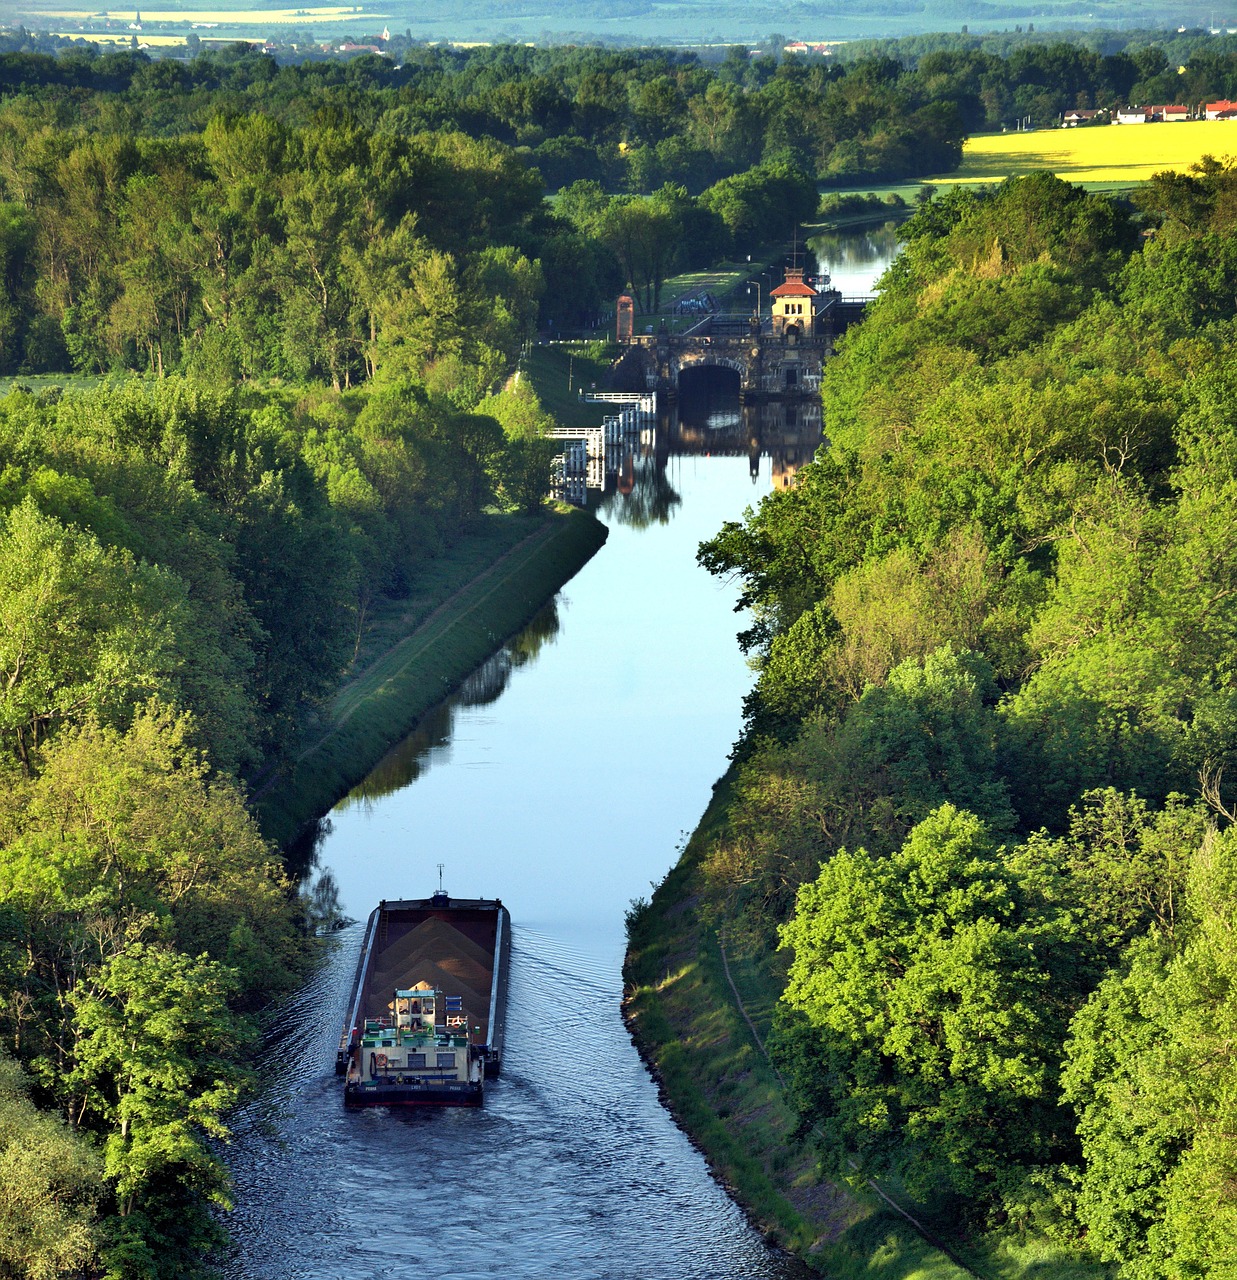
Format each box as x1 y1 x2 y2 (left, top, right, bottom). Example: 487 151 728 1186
220 924 805 1280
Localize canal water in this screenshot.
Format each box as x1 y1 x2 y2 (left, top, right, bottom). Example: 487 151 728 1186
811 219 903 296
221 234 896 1280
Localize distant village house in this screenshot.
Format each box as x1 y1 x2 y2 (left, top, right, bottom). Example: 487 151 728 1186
1062 109 1104 126
1113 104 1194 123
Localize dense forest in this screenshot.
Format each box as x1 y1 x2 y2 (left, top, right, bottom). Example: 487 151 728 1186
835 30 1237 128
8 28 1237 382
6 27 1237 1278
0 39 972 379
698 164 1237 1273
0 368 569 1274
0 44 593 1280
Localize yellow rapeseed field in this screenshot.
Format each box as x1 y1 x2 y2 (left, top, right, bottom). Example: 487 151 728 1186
942 118 1237 186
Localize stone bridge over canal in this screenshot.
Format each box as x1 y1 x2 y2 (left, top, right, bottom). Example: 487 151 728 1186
611 291 869 401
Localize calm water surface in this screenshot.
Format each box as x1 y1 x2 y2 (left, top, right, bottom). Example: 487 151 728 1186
222 235 897 1280
811 220 903 295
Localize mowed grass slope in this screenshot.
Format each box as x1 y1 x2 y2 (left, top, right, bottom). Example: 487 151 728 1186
626 778 1113 1280
624 780 980 1280
939 118 1237 186
256 508 607 845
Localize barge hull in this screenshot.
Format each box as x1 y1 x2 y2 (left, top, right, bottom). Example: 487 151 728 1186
338 894 510 1106
344 1081 482 1108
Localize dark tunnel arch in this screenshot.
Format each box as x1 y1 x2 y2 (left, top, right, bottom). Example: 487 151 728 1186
677 363 741 428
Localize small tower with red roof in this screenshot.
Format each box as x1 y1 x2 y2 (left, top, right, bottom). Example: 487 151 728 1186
769 267 816 341
616 294 634 343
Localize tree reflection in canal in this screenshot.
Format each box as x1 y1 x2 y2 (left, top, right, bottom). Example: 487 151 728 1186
809 218 904 294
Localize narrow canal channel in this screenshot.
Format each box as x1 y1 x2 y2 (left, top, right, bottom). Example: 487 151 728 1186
220 233 896 1280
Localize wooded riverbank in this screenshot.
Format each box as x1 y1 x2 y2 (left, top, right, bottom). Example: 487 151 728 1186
625 167 1237 1280
624 777 1110 1280
623 777 978 1280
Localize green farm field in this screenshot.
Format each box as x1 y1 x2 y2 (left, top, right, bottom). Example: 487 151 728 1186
939 118 1237 187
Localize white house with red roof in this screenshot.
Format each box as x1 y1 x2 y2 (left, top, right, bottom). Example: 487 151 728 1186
769 267 816 340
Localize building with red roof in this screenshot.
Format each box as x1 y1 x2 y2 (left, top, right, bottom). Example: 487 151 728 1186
769 267 816 338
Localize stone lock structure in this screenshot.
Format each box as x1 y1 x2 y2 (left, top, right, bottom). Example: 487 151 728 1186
611 267 868 401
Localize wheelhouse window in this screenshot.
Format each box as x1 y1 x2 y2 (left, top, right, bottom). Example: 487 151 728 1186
436 1052 456 1069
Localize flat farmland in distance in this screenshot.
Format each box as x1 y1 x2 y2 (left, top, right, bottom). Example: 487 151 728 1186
32 5 366 21
54 32 190 42
938 119 1237 187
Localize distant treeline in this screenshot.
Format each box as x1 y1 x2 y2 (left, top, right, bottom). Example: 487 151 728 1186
7 26 1237 182
699 163 1237 1275
837 26 1237 126
0 40 967 197
0 38 968 376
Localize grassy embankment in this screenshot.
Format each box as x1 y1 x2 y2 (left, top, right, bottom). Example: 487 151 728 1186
810 207 912 231
520 341 618 426
570 255 791 335
255 506 607 845
654 260 762 311
624 777 974 1280
625 777 1110 1280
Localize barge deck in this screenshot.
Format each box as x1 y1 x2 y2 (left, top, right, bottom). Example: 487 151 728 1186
337 892 511 1107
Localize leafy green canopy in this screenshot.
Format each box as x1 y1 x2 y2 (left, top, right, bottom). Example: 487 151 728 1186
0 1051 103 1280
697 168 1237 1268
0 701 304 1278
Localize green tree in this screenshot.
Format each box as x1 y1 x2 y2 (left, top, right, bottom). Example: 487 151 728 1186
0 1051 103 1280
66 941 250 1252
0 497 181 769
1063 826 1237 1278
598 192 682 312
775 805 1081 1211
477 380 556 513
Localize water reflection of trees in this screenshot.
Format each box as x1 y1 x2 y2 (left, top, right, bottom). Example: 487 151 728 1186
333 600 561 809
598 455 682 528
510 599 561 667
809 221 902 291
285 816 331 888
338 702 454 809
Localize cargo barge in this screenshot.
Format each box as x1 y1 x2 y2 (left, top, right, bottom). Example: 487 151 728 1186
336 892 511 1107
